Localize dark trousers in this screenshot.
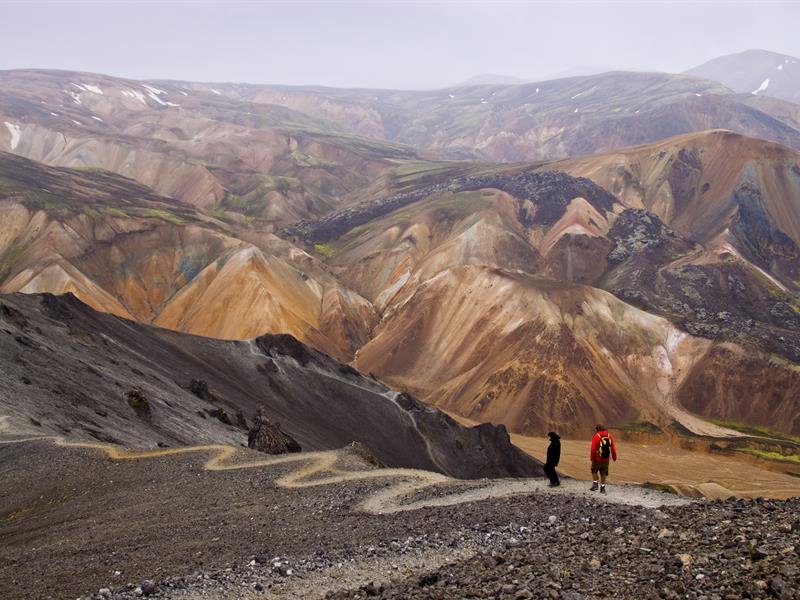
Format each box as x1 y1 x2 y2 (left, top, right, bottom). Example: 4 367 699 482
544 463 559 485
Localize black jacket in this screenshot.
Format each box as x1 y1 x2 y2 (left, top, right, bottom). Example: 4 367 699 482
546 436 561 467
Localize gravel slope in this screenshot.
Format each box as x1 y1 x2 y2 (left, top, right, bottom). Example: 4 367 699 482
2 437 796 600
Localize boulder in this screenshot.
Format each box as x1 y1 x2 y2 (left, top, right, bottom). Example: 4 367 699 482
247 412 301 454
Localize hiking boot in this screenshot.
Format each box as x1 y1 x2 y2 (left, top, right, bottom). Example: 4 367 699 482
548 482 560 487
590 482 599 491
600 485 606 494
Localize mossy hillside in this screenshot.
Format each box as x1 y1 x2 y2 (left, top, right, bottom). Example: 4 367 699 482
0 243 28 282
222 175 303 216
313 243 336 258
0 153 201 226
737 448 800 464
134 208 188 226
708 419 800 445
290 150 339 169
331 190 493 256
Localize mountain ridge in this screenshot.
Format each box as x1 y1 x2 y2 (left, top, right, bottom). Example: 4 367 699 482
687 48 800 102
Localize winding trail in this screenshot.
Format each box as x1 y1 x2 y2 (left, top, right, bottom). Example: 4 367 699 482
0 429 689 515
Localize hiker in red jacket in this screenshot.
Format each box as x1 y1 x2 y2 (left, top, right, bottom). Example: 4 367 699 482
589 424 617 494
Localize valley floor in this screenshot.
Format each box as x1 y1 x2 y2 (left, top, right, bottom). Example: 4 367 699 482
446 414 800 500
511 436 800 501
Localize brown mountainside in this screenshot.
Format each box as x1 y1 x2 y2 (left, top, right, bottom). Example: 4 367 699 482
0 152 373 361
289 134 800 436
1 67 799 441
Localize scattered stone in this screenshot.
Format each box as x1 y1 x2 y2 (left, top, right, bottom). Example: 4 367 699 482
140 580 157 596
678 553 693 568
189 379 214 400
125 390 151 419
418 573 439 587
207 408 232 426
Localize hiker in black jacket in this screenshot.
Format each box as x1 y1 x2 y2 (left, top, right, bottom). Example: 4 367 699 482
544 431 561 487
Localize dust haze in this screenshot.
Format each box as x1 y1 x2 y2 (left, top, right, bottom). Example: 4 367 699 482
2 1 799 88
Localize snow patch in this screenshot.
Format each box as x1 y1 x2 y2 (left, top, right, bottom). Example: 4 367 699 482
91 116 103 122
210 88 222 95
694 93 702 96
777 64 784 71
164 101 180 107
64 90 82 105
142 84 167 95
535 87 540 93
570 91 584 99
121 89 147 105
82 84 103 94
448 93 455 99
751 78 770 95
573 108 578 113
4 121 21 150
146 91 167 106
180 90 188 96
50 112 59 116
71 120 82 126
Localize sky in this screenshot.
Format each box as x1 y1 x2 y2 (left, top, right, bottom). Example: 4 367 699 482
2 1 800 89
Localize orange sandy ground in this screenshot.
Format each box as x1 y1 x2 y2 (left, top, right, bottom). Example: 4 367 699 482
448 414 800 500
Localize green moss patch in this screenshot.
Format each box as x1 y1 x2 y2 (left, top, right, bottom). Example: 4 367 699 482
0 244 28 282
708 419 800 444
737 448 800 464
313 243 336 257
136 209 187 226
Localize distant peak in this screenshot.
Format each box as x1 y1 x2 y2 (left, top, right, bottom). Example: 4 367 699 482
454 73 527 87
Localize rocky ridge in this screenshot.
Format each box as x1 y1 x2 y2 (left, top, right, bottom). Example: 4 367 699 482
0 292 541 478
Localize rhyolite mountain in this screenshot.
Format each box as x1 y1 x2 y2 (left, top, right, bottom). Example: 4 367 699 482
0 69 418 226
194 70 800 161
3 68 800 199
0 152 374 361
285 131 800 437
687 49 800 103
1 67 799 441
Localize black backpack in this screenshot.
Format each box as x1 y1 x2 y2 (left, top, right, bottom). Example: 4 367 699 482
597 435 611 459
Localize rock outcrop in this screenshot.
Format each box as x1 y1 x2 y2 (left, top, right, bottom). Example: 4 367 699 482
247 412 301 455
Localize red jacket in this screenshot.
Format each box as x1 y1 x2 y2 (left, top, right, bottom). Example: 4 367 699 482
590 430 617 462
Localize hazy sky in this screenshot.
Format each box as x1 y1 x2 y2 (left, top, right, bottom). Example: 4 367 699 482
2 1 799 89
